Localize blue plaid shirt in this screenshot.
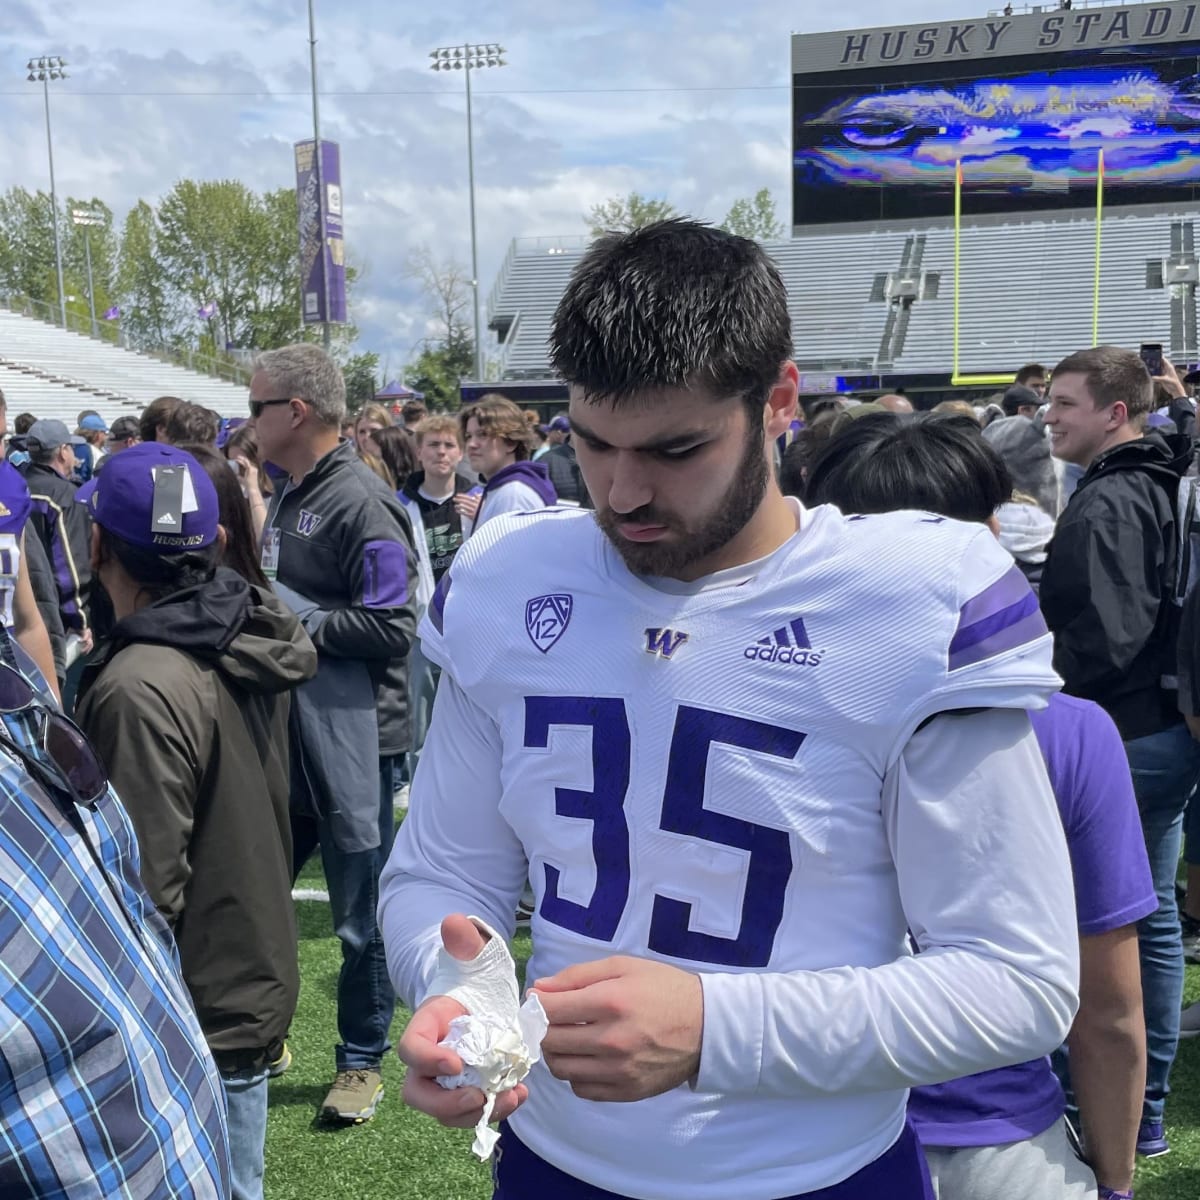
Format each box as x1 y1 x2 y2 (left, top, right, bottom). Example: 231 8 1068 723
0 633 230 1198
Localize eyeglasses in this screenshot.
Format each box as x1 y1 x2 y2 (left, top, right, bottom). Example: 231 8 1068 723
0 660 108 810
248 397 296 420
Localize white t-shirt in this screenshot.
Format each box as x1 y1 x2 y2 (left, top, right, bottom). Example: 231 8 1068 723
380 504 1076 1200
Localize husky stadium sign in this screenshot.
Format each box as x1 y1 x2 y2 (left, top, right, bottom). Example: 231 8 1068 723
793 2 1199 72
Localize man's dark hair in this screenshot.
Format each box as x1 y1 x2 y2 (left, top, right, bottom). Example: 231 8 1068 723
98 528 221 607
1015 363 1046 386
805 413 1012 524
14 412 36 435
549 219 792 415
402 399 427 424
164 403 220 446
1051 344 1154 425
1002 384 1041 417
139 396 184 444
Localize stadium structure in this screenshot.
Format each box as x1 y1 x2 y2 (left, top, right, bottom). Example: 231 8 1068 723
0 299 250 425
483 0 1200 405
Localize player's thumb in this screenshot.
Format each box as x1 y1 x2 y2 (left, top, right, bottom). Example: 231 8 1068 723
441 913 488 963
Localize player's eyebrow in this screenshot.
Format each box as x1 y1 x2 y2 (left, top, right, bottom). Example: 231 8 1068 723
568 415 711 453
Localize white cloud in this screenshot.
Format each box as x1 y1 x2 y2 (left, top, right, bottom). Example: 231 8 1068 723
0 0 969 368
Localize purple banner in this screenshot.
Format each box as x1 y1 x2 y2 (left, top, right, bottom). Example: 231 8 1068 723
294 139 347 325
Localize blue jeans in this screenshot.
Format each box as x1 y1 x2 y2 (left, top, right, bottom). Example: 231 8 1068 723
1125 723 1200 1122
223 1068 269 1200
293 756 399 1070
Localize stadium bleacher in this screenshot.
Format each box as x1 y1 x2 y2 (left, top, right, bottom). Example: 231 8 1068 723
0 308 249 424
487 208 1198 383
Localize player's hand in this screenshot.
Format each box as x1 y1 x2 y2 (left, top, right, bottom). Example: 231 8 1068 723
532 956 703 1102
79 629 94 654
396 915 529 1128
1154 359 1187 399
454 492 482 522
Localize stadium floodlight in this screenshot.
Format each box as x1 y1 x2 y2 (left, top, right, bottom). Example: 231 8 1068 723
71 206 105 339
430 42 508 381
26 56 69 330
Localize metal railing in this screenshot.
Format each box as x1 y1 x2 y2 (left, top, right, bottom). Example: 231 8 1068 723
0 293 251 387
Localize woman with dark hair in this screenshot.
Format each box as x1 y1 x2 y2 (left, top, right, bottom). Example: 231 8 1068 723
179 442 270 590
223 422 271 539
369 425 417 492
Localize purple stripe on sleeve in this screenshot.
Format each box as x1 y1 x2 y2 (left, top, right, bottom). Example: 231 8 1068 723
429 572 451 635
362 540 409 609
949 602 1048 671
955 565 1033 631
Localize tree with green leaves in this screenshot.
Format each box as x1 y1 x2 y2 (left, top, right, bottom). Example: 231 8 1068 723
401 246 475 410
585 192 678 239
720 188 784 241
343 351 381 412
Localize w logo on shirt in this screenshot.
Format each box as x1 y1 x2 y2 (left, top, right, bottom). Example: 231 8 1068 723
644 628 689 660
296 508 324 537
297 510 323 537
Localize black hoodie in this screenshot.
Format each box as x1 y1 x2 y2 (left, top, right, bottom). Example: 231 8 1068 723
1041 432 1192 740
76 569 318 1069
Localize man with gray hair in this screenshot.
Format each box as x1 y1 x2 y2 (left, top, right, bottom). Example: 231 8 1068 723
250 343 418 1125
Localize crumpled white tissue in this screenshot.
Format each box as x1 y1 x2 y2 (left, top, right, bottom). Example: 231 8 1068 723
436 993 549 1158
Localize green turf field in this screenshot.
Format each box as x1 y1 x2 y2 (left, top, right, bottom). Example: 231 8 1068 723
268 896 1200 1199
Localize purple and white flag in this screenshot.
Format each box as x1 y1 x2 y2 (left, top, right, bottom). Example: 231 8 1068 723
197 302 217 319
102 305 121 321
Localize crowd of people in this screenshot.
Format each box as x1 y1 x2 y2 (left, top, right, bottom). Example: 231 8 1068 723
0 217 1197 1200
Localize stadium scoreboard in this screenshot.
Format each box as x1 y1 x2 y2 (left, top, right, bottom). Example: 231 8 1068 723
791 2 1200 227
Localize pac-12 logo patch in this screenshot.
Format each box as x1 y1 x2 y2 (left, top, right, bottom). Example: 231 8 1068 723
526 594 573 654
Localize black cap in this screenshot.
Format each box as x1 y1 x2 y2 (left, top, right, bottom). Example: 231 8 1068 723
109 416 140 441
1002 384 1041 416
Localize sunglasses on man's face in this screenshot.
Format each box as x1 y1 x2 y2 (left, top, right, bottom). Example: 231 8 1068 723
248 396 296 420
0 660 107 809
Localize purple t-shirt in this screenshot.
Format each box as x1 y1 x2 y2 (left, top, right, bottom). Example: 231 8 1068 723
908 693 1156 1148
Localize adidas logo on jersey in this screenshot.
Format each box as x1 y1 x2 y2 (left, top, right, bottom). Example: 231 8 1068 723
744 617 823 666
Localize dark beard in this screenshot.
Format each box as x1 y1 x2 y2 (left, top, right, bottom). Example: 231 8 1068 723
594 421 770 578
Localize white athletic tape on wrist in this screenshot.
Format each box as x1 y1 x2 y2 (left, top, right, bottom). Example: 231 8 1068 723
423 916 519 1027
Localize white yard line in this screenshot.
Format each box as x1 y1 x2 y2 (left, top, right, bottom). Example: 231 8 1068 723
292 887 330 902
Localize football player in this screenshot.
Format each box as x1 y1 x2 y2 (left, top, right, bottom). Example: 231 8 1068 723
380 220 1079 1200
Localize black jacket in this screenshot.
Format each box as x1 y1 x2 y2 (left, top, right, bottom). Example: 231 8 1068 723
22 462 91 636
542 442 592 508
267 441 418 756
76 571 318 1070
1040 433 1191 740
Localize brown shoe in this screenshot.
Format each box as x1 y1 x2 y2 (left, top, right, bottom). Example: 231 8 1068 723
321 1068 384 1124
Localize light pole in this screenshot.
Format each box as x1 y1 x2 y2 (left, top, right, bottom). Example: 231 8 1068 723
26 56 68 330
71 206 104 339
431 43 506 382
307 0 332 352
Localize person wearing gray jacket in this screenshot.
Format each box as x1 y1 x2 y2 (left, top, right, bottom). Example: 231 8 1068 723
251 343 418 1127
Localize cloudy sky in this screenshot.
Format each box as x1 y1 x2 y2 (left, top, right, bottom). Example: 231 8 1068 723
0 0 972 374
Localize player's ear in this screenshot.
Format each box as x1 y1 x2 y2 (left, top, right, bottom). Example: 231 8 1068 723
763 362 800 438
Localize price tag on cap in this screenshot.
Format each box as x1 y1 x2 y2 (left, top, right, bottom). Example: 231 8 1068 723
151 466 186 532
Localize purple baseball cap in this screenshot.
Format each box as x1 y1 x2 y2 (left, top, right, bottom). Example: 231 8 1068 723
76 442 219 552
540 414 570 434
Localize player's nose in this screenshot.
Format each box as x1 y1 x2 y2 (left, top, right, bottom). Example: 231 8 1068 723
606 450 654 515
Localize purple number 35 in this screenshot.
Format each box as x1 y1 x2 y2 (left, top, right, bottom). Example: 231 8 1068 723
523 698 806 967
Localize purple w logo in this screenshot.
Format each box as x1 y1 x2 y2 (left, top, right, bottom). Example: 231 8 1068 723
296 510 323 537
645 628 689 660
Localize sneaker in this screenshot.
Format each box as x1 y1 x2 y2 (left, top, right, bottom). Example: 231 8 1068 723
266 1042 292 1078
1181 1000 1200 1040
1183 912 1200 964
321 1069 384 1124
1137 1119 1170 1158
514 898 535 926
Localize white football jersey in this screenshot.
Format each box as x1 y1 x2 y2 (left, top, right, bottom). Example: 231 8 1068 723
380 502 1077 1200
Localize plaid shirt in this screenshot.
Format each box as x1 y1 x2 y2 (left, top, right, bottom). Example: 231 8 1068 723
0 634 230 1198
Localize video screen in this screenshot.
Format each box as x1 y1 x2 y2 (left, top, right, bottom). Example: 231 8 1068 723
792 45 1200 225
